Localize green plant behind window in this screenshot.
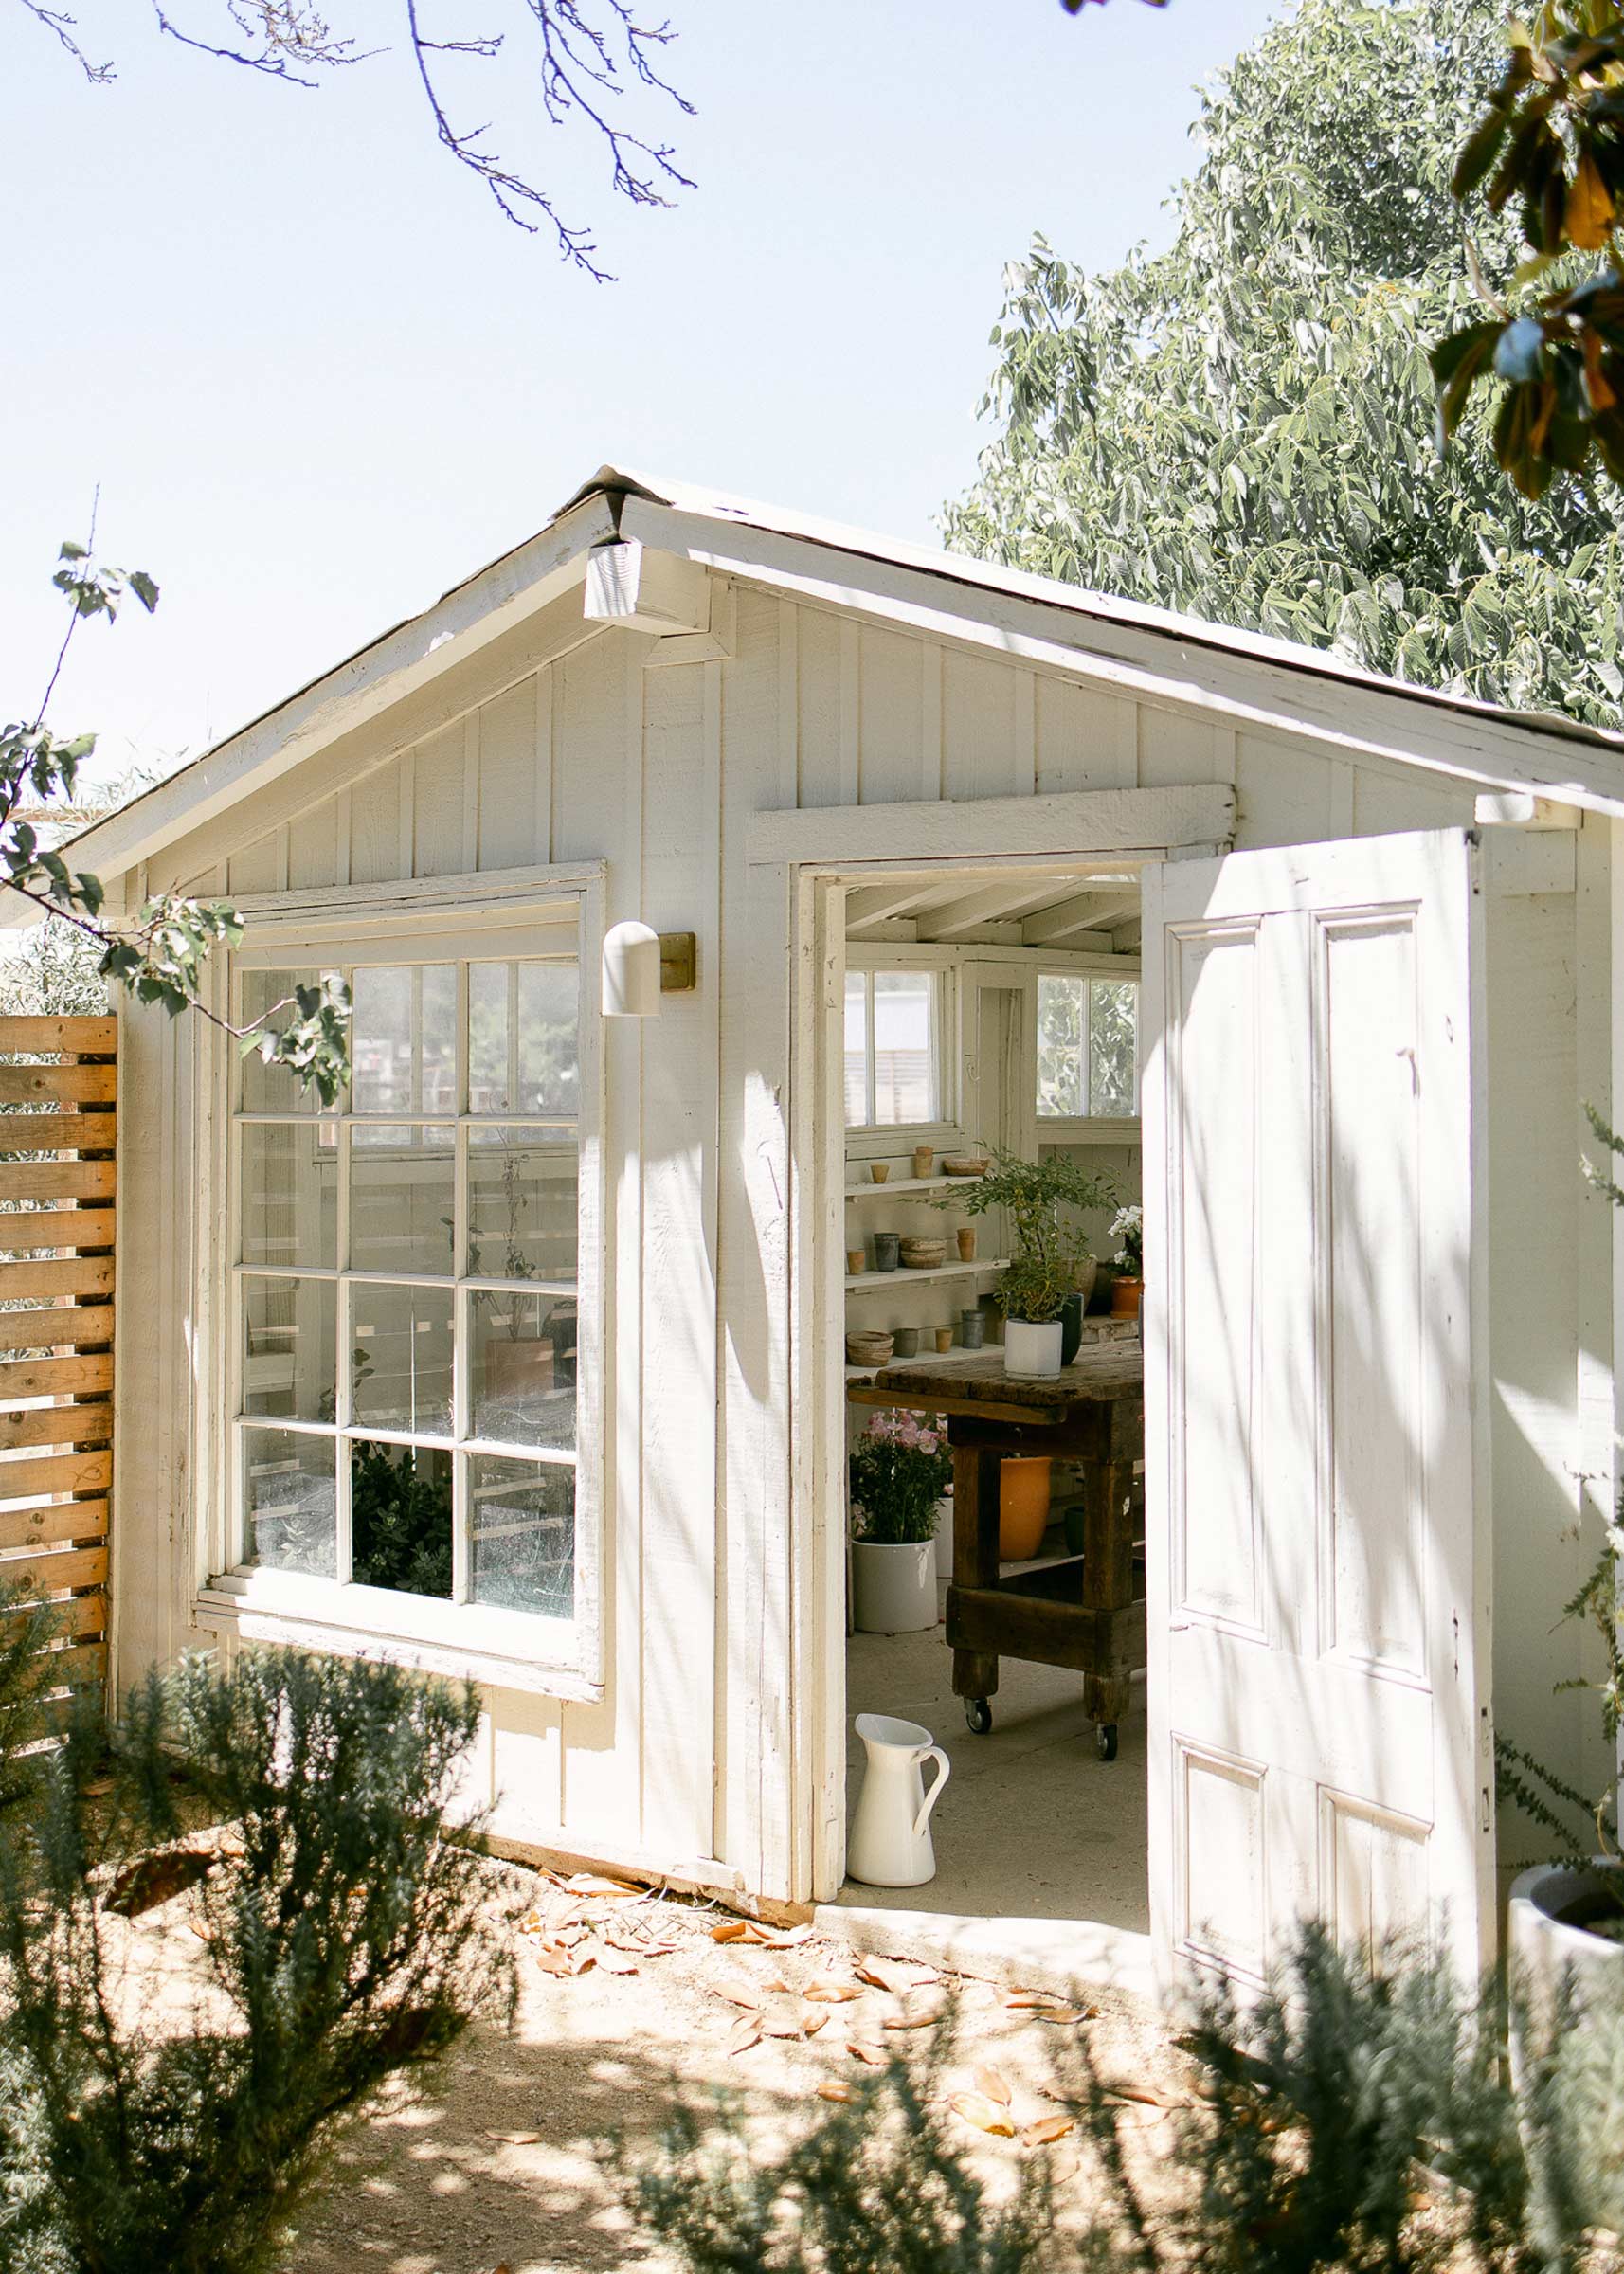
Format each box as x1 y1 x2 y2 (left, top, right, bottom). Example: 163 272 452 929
350 1440 454 1599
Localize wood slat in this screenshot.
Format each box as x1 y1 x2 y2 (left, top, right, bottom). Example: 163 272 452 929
0 1403 112 1453
0 1543 108 1597
0 1016 116 1055
0 1111 116 1156
1 1595 106 1643
0 1353 113 1402
0 1500 110 1553
0 1161 116 1203
0 1209 115 1254
0 1449 112 1502
33 1642 106 1690
0 1256 114 1303
0 1065 117 1107
0 1307 113 1355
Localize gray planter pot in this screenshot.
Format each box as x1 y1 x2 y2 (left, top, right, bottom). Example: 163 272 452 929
851 1540 937 1633
1507 1861 1624 2231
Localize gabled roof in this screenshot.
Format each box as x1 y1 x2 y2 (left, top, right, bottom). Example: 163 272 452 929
55 463 1624 900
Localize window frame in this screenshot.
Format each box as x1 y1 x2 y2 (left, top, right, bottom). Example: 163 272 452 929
842 954 955 1136
1032 958 1144 1143
189 864 607 1700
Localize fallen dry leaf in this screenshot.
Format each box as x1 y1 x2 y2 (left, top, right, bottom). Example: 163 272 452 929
816 2080 857 2103
948 2091 1018 2138
803 1976 864 2003
800 2006 829 2035
711 1980 763 2011
757 1922 815 1947
855 1959 902 1994
1035 2005 1091 2027
104 1847 216 1919
883 1994 947 2031
759 2009 804 2039
562 1872 642 1899
608 1925 677 1956
1050 2151 1082 2185
848 2039 888 2066
1021 2115 1075 2148
712 1921 749 1944
1002 1988 1053 2010
725 2018 762 2056
974 2066 1014 2107
486 2130 543 2146
592 1942 640 1976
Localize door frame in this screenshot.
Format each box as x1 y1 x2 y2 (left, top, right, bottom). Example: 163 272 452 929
751 785 1236 1904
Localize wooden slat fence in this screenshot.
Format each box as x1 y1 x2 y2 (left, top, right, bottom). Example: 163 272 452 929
0 1016 115 1706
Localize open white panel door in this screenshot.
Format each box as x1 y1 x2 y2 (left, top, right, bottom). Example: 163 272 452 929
1142 829 1493 1993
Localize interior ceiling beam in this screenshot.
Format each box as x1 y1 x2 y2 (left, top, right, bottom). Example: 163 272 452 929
1020 892 1141 947
920 879 1085 941
843 879 963 928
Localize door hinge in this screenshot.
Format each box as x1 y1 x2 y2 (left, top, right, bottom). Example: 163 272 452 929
1480 1786 1491 1835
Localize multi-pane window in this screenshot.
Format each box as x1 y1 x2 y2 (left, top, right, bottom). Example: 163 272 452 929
231 942 585 1630
843 968 941 1127
1036 974 1140 1120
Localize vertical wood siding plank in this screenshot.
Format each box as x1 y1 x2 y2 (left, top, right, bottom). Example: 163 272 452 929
536 668 554 866
462 710 481 875
838 619 860 806
777 599 800 810
396 749 416 881
920 641 944 802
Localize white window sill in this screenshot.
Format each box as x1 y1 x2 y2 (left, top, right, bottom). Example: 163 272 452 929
195 1568 603 1703
1036 1118 1142 1145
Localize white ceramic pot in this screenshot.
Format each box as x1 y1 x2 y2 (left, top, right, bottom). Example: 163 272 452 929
933 1495 954 1579
851 1539 937 1633
1004 1317 1064 1379
1507 1863 1624 2229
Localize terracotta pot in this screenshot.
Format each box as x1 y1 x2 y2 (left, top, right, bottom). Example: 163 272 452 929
912 1146 935 1180
956 1227 977 1262
870 1163 890 1184
483 1337 554 1399
1110 1275 1144 1319
999 1456 1052 1560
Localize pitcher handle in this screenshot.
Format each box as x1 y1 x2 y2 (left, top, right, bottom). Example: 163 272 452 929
912 1744 951 1837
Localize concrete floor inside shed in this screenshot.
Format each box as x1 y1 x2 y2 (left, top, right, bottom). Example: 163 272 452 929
828 1590 1153 2000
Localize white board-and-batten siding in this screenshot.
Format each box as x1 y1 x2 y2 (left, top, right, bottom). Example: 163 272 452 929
110 567 1603 1904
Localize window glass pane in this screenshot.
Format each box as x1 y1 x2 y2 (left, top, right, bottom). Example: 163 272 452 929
1088 979 1139 1116
872 970 936 1124
350 1125 455 1275
241 1275 336 1421
468 962 579 1116
843 973 868 1127
1037 975 1087 1119
466 1128 578 1283
468 1453 575 1617
240 1121 337 1268
243 1427 334 1577
351 1439 452 1599
471 1289 576 1450
240 970 334 1113
350 1282 454 1437
352 966 456 1116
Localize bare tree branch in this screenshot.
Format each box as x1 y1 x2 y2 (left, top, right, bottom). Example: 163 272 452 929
20 0 695 274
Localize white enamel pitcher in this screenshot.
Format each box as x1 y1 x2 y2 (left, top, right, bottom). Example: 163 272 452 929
847 1713 951 1887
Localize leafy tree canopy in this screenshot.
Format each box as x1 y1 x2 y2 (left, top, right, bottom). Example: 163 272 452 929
947 0 1624 727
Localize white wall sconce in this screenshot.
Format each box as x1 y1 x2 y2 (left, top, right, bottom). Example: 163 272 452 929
602 923 697 1016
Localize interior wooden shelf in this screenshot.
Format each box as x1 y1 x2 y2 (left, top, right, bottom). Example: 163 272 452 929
843 1175 970 1200
845 1257 1006 1295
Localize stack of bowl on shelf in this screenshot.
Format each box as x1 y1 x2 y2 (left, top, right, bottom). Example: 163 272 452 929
843 1151 993 1368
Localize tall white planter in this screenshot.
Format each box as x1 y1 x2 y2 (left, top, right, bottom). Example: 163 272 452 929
1004 1318 1063 1379
1507 1864 1624 2232
852 1540 937 1633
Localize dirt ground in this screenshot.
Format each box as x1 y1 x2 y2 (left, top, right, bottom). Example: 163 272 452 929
263 1865 1188 2274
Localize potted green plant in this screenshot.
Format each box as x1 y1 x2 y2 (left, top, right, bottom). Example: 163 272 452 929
849 1409 952 1632
1109 1202 1143 1319
943 1148 1115 1379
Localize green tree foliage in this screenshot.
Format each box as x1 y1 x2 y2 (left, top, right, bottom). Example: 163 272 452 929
947 0 1624 726
1439 3 1624 501
0 1644 515 2274
4 535 351 1099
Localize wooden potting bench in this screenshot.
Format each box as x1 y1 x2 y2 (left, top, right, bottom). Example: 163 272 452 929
847 1340 1145 1760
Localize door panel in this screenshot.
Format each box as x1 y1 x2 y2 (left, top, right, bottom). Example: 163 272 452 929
1143 830 1492 1991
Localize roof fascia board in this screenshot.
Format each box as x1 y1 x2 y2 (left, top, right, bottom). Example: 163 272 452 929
621 496 1624 820
69 491 620 885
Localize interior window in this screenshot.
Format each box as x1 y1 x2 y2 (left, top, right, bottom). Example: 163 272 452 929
1036 974 1140 1120
233 946 583 1627
844 967 940 1128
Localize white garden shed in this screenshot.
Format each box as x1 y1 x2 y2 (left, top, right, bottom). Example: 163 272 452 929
61 466 1624 1994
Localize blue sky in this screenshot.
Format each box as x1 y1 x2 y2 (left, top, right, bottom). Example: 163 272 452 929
1 0 1280 779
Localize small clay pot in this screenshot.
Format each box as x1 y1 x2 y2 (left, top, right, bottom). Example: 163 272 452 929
870 1163 891 1184
846 1248 866 1275
899 1236 947 1270
956 1227 977 1262
893 1326 919 1359
1111 1275 1144 1319
912 1146 935 1180
933 1326 954 1354
873 1233 901 1272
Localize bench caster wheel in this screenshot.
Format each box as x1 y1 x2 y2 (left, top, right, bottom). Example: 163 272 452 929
1095 1723 1118 1763
965 1697 993 1736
